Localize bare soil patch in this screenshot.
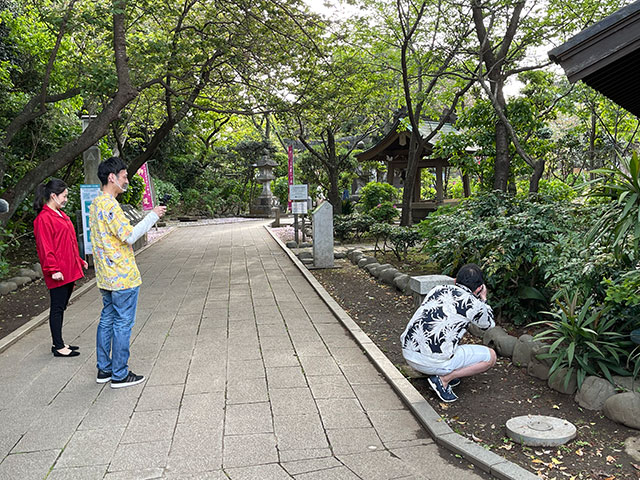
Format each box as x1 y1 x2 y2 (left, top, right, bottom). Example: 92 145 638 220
311 257 640 480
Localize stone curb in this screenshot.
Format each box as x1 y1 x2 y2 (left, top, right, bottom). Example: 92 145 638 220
265 226 537 480
0 227 176 354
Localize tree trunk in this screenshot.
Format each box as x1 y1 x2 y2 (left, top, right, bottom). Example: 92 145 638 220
400 132 422 226
326 129 342 214
493 119 510 191
529 159 545 194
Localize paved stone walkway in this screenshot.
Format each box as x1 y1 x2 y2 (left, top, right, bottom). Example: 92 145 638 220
0 220 487 480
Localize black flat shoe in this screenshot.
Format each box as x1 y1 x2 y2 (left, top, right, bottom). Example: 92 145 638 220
53 349 80 357
51 345 79 352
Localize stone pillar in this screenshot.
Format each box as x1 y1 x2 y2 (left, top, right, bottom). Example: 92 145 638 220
312 202 334 268
81 115 101 185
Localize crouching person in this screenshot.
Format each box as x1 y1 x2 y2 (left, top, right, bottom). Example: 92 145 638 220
400 264 496 402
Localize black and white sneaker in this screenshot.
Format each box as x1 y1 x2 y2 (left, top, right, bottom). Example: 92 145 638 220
96 370 112 384
427 375 458 403
449 378 461 388
110 371 145 389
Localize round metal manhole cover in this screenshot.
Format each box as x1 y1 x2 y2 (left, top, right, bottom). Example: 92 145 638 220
506 415 577 447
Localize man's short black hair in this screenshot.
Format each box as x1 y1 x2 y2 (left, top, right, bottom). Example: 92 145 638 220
456 263 484 291
97 156 128 186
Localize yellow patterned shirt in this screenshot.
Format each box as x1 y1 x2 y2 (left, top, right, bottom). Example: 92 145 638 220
89 193 141 290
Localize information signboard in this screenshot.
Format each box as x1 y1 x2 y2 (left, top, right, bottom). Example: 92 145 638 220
289 184 308 201
291 201 308 214
80 184 100 256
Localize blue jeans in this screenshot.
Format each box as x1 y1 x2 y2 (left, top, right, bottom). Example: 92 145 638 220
97 287 140 381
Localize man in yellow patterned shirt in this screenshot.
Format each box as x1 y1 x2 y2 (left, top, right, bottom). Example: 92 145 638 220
89 157 166 389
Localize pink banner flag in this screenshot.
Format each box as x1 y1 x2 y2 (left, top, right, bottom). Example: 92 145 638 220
287 145 294 211
137 162 154 211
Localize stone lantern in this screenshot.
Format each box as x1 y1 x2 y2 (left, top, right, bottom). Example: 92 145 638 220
250 149 280 217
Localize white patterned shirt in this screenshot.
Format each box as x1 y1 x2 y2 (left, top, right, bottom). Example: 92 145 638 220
401 284 494 363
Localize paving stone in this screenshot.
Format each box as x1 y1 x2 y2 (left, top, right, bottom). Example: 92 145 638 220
222 433 278 468
338 450 416 480
225 402 273 435
163 470 226 479
328 347 369 366
109 440 171 472
225 463 294 480
47 465 108 480
390 443 486 480
263 349 300 367
340 364 387 385
273 414 328 450
293 341 330 357
266 366 307 389
136 384 184 411
12 410 84 452
367 410 428 443
259 334 293 351
281 456 342 476
226 377 268 404
306 375 355 399
270 387 318 416
316 398 371 429
294 466 361 480
352 384 406 411
56 427 125 468
278 448 334 463
0 449 60 480
104 467 165 479
326 427 384 454
298 356 342 376
121 409 179 444
227 359 266 379
166 423 223 474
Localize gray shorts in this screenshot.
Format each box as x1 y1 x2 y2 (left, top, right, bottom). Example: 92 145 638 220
405 345 492 376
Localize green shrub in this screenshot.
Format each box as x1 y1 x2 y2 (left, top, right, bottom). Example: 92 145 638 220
341 199 354 215
416 192 601 324
271 176 289 208
119 174 144 207
588 151 640 259
0 228 9 278
153 178 181 208
531 290 630 387
388 226 421 261
333 213 375 241
370 222 394 254
358 182 399 212
369 201 398 223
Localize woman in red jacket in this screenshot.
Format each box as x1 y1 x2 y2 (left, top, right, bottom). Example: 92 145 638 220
33 178 88 357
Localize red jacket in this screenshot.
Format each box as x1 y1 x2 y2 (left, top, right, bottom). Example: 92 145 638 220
33 205 85 289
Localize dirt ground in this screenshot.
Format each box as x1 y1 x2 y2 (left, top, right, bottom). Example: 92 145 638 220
311 257 640 480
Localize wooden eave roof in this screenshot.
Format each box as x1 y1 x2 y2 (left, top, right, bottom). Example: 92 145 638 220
548 1 640 116
356 120 458 163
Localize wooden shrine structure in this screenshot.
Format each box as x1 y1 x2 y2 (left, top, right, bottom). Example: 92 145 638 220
356 120 471 221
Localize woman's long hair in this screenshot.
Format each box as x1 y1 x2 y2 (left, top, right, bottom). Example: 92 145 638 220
33 178 67 212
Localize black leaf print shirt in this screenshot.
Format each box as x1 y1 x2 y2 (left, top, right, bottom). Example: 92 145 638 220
400 284 494 363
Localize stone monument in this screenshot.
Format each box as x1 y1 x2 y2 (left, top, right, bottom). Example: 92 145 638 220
250 149 279 217
81 115 101 185
312 202 334 268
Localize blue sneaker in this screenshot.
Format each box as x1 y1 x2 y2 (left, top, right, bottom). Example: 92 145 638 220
449 378 461 388
427 375 458 402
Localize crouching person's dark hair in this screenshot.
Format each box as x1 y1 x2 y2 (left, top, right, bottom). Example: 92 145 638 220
456 263 484 292
97 157 128 186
